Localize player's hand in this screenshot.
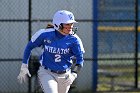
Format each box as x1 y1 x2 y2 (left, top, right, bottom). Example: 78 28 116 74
63 72 77 86
17 63 31 84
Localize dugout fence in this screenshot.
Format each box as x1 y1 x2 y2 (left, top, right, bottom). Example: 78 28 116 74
95 0 140 92
0 0 140 93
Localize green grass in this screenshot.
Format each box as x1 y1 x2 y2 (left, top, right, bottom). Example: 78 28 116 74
97 65 140 92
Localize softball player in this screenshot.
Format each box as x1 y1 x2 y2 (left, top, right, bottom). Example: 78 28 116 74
17 10 85 93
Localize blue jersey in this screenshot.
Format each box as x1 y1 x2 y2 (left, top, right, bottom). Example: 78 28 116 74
23 28 85 71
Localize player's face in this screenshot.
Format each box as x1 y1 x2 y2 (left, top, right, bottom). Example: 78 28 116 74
60 23 74 35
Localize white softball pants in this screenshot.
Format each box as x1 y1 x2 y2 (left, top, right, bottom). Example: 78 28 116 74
37 66 71 93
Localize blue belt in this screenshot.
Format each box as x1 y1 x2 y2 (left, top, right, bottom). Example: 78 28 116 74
44 67 69 74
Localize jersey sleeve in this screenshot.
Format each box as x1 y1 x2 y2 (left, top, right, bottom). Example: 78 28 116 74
22 41 37 64
71 35 85 66
22 29 45 64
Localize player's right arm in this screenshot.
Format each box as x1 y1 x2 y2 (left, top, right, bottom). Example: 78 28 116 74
17 29 46 84
23 29 45 64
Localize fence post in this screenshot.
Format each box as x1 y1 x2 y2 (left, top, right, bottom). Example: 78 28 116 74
134 0 138 89
92 0 98 92
28 0 32 93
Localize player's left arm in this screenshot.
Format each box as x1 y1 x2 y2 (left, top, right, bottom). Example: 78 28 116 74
62 36 85 85
71 36 85 74
71 48 84 74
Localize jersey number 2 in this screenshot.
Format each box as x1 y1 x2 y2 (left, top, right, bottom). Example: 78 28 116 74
55 54 61 62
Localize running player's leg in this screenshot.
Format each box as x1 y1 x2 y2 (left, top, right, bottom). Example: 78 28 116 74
57 73 71 93
58 81 70 93
38 67 58 93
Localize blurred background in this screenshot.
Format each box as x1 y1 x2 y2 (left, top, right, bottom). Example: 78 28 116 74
0 0 140 93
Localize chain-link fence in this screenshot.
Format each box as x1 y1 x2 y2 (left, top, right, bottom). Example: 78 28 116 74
0 0 140 93
97 0 140 92
0 0 92 93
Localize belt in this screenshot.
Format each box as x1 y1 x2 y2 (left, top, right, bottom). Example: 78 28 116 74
44 67 69 74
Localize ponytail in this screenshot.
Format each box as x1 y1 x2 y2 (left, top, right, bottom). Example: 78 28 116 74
45 23 54 29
